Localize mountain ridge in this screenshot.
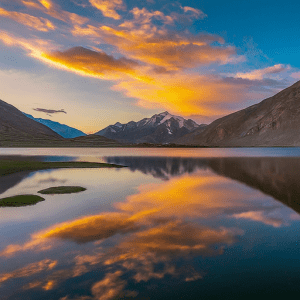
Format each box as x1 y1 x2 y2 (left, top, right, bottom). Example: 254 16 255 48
96 111 203 144
176 80 300 146
24 113 86 138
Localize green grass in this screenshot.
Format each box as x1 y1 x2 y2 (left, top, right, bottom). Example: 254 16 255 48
0 160 125 177
38 186 86 195
0 195 45 207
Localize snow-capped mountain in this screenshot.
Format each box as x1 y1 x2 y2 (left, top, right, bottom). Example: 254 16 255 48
95 112 204 144
24 113 86 138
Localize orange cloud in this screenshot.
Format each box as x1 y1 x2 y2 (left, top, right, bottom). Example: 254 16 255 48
73 14 241 72
91 271 126 300
0 7 55 31
21 0 89 25
89 0 125 20
0 259 57 286
0 2 251 117
42 47 139 79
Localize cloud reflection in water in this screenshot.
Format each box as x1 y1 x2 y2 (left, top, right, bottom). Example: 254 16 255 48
1 156 299 299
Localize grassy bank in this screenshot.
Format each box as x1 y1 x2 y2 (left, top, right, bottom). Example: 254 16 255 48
0 160 125 176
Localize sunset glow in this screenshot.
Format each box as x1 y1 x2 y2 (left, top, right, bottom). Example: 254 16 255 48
0 0 299 131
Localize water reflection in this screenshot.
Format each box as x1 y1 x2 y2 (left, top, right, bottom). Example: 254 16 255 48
105 156 208 180
1 155 300 299
106 156 300 214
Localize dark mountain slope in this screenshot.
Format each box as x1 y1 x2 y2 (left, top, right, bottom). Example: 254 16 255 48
177 80 300 146
0 99 63 146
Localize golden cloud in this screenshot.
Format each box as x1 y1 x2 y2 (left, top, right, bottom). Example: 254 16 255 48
21 0 89 25
0 259 57 286
0 7 55 31
91 271 126 300
42 47 139 79
40 212 140 243
73 18 241 72
0 1 252 117
89 0 125 20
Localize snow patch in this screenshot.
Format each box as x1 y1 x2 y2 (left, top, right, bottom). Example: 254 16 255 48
159 113 185 128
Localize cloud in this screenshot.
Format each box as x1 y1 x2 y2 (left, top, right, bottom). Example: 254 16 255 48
72 8 241 72
182 6 207 18
291 72 300 79
90 271 126 300
33 108 67 114
89 0 125 20
42 47 140 79
233 210 285 227
0 7 56 31
39 212 140 244
1 1 296 123
0 259 57 286
234 64 291 80
20 0 89 25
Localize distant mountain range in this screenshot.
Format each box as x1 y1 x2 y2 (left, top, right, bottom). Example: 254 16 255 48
2 80 300 147
0 99 119 147
96 111 204 144
176 80 300 146
24 113 86 138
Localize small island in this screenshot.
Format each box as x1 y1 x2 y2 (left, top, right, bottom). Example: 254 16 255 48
38 186 87 195
0 195 45 207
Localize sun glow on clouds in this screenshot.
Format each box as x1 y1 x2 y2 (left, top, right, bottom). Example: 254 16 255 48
0 0 298 120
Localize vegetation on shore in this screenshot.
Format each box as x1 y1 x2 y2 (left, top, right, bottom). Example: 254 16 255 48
38 186 86 195
0 195 45 207
0 160 125 176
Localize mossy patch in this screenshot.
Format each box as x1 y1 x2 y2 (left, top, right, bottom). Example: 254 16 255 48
38 186 86 195
0 195 45 207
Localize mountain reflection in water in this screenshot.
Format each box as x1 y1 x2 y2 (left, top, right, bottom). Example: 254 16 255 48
0 155 300 299
106 156 300 214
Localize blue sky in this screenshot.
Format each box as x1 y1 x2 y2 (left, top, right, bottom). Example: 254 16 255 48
0 0 299 132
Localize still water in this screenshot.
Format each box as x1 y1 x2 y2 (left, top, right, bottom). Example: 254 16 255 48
1 148 300 299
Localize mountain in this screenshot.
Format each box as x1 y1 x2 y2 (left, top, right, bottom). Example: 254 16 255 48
95 111 203 144
24 113 86 138
0 99 121 147
0 99 63 146
176 81 300 146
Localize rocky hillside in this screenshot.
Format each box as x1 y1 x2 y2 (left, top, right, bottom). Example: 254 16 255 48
177 80 300 146
0 99 63 146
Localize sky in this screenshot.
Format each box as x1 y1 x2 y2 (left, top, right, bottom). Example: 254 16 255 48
0 0 300 133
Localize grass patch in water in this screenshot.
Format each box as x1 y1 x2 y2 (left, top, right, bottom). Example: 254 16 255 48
0 160 125 177
38 186 86 195
0 195 45 207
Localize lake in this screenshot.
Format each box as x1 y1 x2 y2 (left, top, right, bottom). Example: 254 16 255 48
1 148 300 299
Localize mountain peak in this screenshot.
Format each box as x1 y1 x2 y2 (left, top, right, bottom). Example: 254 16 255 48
114 122 122 128
96 111 200 143
159 111 170 116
